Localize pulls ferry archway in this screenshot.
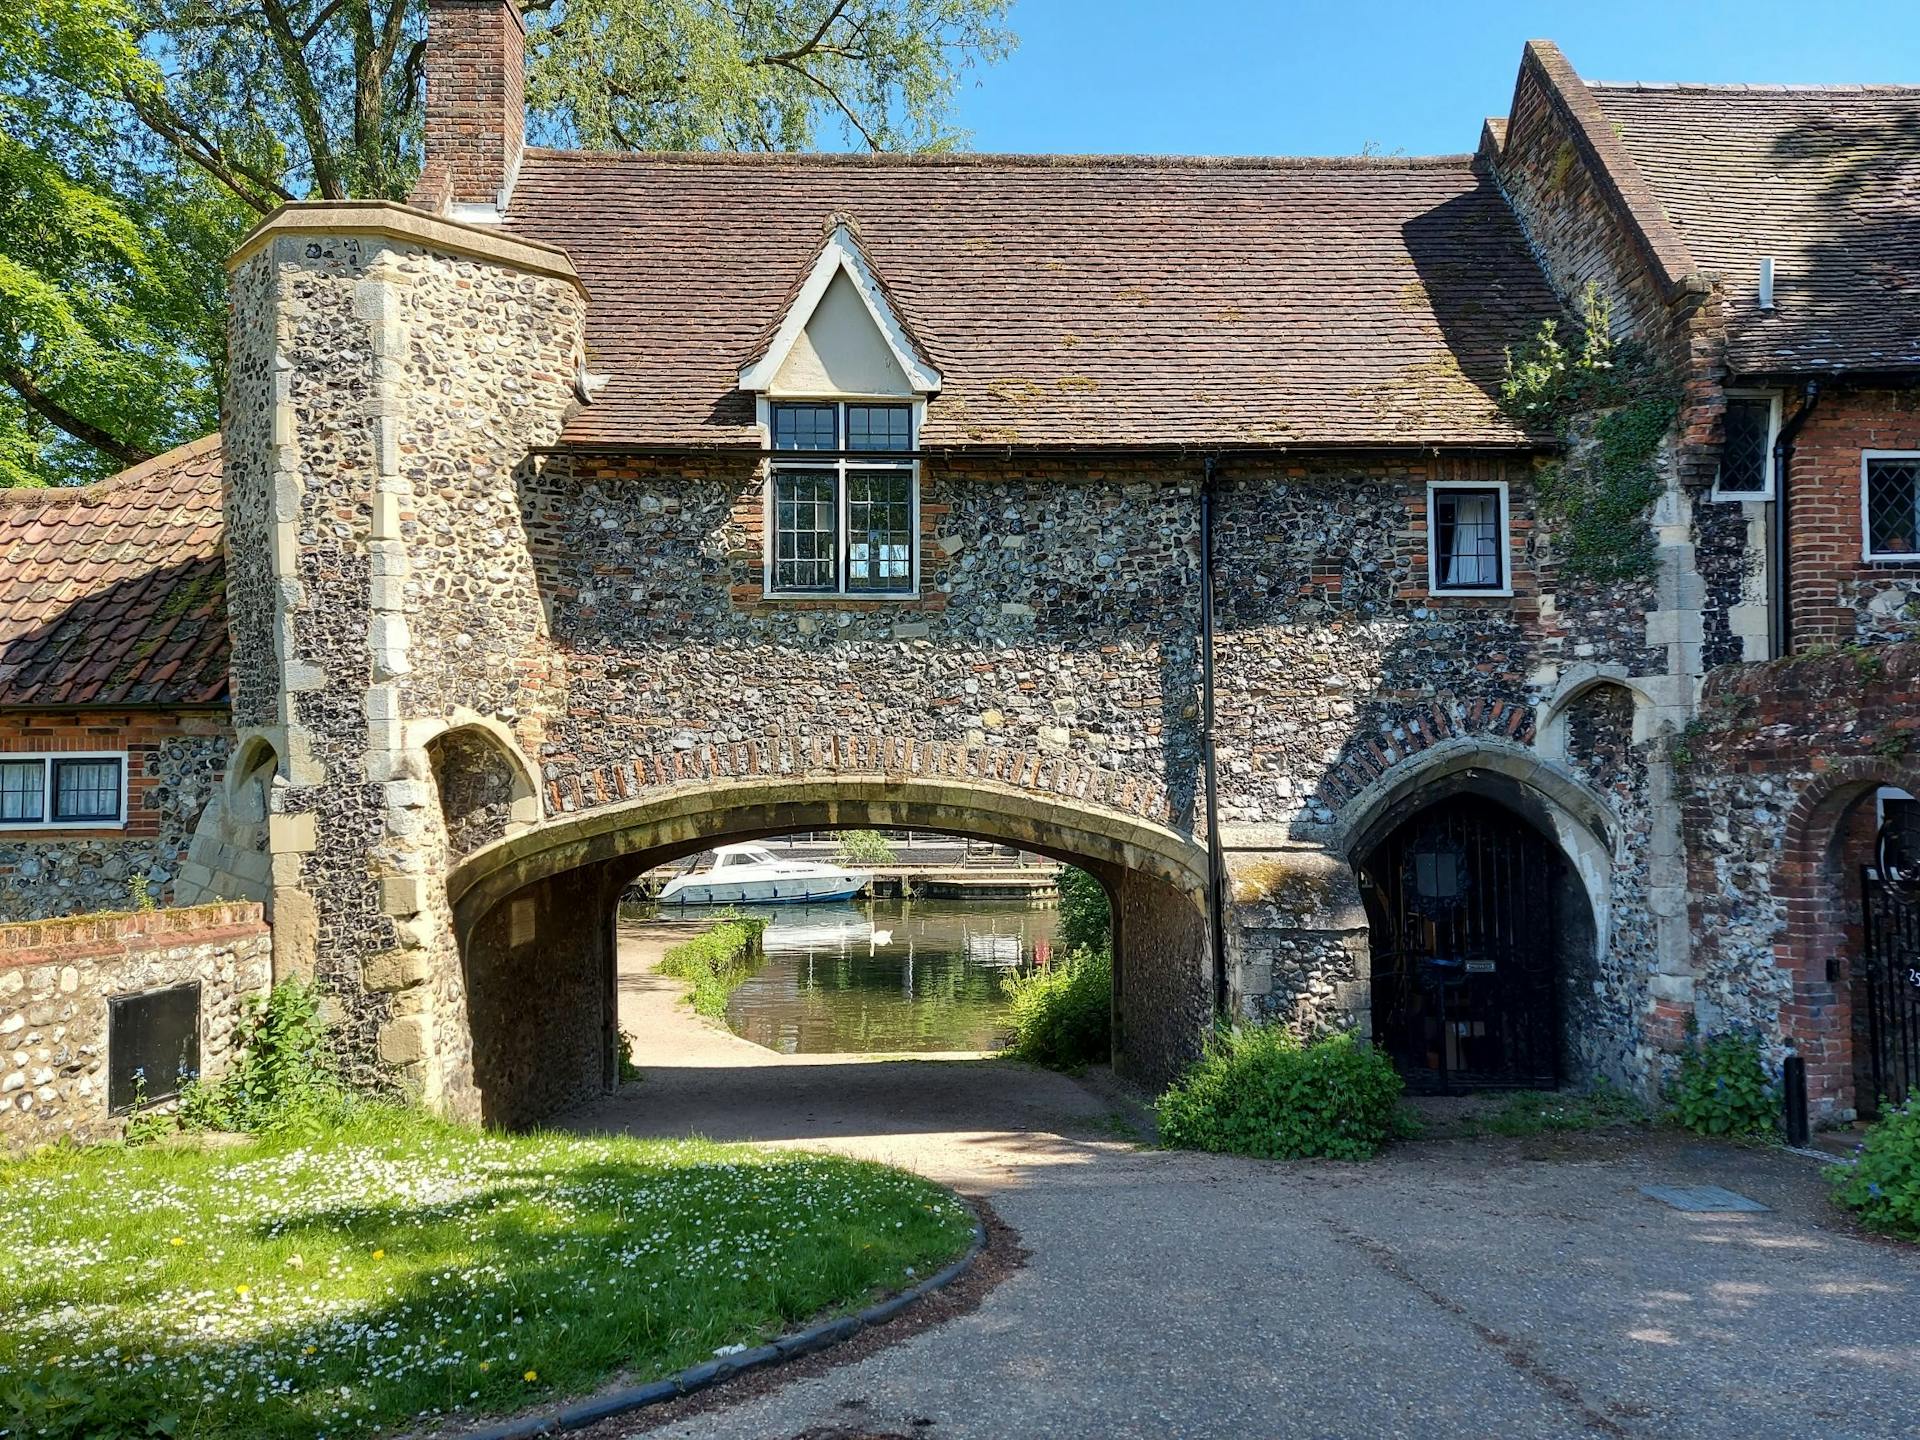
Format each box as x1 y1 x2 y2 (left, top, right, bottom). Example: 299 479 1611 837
443 775 1214 1128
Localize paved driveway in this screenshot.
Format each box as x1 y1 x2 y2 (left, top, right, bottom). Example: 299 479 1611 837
557 930 1920 1440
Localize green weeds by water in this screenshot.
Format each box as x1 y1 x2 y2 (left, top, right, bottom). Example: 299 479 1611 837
654 913 769 1017
1002 946 1111 1069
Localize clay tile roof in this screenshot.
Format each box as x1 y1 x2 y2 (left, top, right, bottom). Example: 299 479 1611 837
0 436 229 709
503 151 1563 450
1589 83 1920 377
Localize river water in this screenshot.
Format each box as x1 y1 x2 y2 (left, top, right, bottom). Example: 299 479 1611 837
717 897 1061 1055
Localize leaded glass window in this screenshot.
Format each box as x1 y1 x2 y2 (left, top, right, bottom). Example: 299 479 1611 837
1431 487 1507 592
1865 456 1920 559
772 403 837 451
767 402 917 595
773 470 838 591
847 405 912 452
1718 398 1773 495
848 470 914 590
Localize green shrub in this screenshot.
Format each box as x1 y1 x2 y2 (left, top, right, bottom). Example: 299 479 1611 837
1667 1031 1778 1137
835 829 897 866
177 980 356 1137
1157 1026 1404 1161
654 914 768 1017
1056 865 1111 953
1003 945 1110 1068
1828 1098 1920 1239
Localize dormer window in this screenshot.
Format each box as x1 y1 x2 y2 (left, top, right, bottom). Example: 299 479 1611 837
742 221 938 601
769 401 917 596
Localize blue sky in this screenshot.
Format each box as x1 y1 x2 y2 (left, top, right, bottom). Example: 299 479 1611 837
946 1 1920 156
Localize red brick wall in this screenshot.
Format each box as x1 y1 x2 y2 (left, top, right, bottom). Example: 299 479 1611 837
0 901 266 967
420 0 525 207
1785 386 1920 649
0 711 227 841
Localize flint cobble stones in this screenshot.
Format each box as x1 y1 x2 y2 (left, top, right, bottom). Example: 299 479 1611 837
0 904 270 1148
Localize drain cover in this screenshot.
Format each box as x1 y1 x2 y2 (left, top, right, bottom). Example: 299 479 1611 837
1639 1184 1771 1213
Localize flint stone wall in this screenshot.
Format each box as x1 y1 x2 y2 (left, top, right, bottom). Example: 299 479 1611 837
1681 641 1920 1115
222 225 584 1109
0 903 270 1149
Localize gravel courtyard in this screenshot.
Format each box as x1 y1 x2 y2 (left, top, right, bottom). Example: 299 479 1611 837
551 933 1920 1440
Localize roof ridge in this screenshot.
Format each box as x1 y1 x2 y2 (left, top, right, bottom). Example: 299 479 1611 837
1589 80 1920 94
519 147 1478 172
0 433 221 510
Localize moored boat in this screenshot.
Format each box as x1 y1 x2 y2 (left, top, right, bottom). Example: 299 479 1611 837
659 843 871 905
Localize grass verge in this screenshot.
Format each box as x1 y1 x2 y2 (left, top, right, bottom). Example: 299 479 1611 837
653 914 769 1017
0 1106 973 1439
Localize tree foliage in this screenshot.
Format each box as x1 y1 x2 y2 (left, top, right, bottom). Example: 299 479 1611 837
0 0 1012 486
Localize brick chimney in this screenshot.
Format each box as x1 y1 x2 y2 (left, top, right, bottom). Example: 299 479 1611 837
414 0 525 217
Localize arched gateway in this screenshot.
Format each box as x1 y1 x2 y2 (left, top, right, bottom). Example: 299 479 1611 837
445 775 1212 1127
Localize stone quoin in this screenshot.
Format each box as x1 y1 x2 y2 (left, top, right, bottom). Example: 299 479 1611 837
2 9 1916 1138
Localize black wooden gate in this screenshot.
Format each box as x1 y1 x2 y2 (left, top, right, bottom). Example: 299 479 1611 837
1859 872 1920 1114
1361 797 1561 1093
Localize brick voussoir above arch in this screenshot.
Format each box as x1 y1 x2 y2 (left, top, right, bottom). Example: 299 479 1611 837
544 732 1177 830
1313 699 1539 814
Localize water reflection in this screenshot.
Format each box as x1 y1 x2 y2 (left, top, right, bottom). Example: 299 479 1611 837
722 897 1060 1054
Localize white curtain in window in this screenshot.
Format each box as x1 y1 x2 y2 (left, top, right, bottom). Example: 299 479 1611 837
1447 492 1498 588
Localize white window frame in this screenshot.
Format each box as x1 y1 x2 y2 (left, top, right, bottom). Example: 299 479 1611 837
1426 480 1513 598
759 395 923 600
1711 389 1781 501
0 751 129 831
1862 450 1920 562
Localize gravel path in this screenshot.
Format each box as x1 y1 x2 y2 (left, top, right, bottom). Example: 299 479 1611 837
553 925 1920 1440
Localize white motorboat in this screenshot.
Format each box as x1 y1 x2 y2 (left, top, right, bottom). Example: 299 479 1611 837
658 843 871 906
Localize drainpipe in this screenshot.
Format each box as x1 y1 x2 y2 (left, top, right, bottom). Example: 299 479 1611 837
1770 380 1822 657
1199 457 1229 1015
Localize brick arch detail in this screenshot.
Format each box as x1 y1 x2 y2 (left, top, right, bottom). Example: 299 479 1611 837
545 733 1179 831
1313 698 1539 814
1775 757 1920 1111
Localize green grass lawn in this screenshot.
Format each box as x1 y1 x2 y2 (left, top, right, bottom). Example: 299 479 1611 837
0 1108 974 1439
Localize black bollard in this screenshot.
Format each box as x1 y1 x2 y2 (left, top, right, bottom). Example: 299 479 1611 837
1783 1055 1809 1148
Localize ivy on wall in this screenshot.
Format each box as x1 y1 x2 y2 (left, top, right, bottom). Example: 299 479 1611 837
1500 287 1680 585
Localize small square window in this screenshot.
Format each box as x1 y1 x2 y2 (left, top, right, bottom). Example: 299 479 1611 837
1864 455 1920 560
771 403 838 451
1717 397 1773 496
1429 486 1508 593
846 404 912 452
0 761 44 823
52 758 121 823
109 983 201 1113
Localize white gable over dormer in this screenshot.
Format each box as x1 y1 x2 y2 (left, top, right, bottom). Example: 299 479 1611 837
739 223 941 399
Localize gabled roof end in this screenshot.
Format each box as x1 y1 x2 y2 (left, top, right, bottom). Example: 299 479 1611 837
737 222 942 396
